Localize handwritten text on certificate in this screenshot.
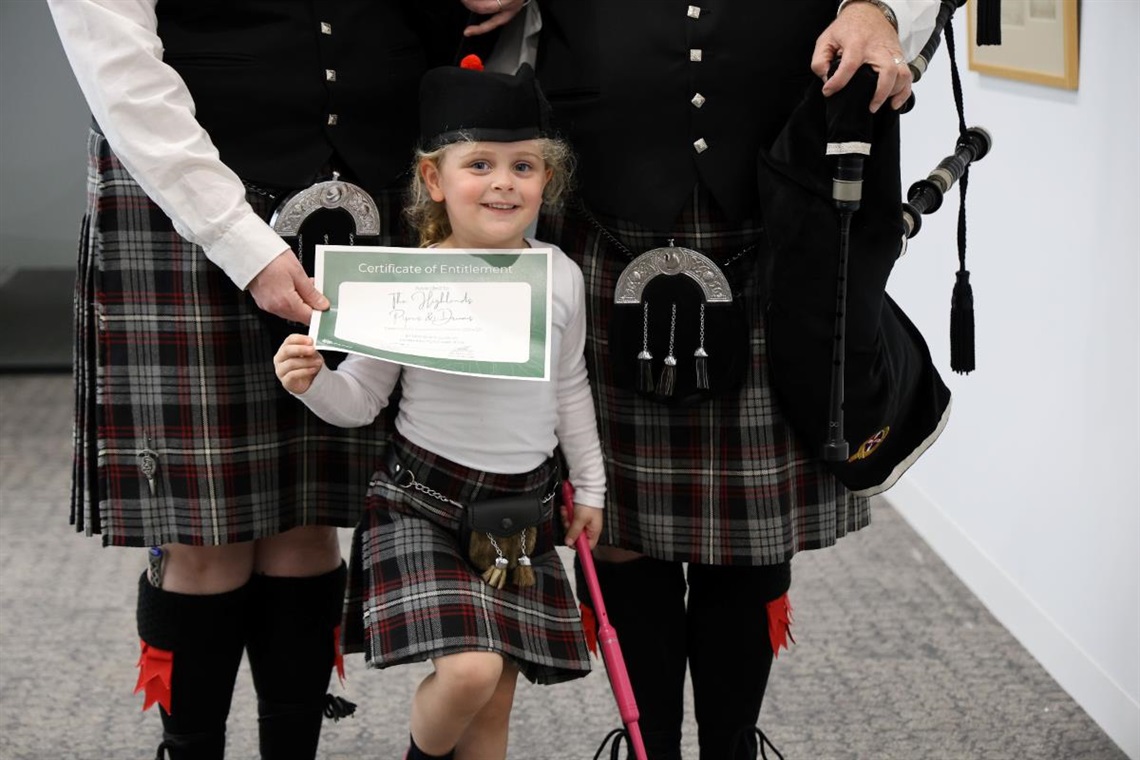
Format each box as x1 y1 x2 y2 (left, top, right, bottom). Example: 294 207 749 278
310 247 552 380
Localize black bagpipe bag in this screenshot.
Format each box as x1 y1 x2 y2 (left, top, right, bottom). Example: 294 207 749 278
758 65 951 496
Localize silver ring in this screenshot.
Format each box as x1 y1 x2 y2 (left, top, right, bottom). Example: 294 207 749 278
892 56 905 66
496 0 503 9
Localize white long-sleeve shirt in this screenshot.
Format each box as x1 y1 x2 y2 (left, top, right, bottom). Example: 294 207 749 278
295 241 606 509
864 1 943 62
47 0 287 289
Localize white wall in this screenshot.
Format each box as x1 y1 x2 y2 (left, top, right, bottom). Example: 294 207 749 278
887 4 1139 758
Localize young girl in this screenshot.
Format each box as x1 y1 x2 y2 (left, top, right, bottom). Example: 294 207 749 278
273 58 605 760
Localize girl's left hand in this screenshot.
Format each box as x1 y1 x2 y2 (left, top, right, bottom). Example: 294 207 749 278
564 504 603 550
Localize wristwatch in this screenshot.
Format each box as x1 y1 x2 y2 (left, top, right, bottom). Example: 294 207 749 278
838 0 899 31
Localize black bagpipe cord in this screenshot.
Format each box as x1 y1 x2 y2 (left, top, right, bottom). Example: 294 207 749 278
943 20 976 375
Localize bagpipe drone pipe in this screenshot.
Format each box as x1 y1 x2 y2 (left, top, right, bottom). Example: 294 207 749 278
759 0 992 496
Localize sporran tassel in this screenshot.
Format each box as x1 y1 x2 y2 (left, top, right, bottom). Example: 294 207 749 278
694 303 709 390
950 269 975 374
657 303 678 397
482 555 509 590
513 527 537 587
637 302 655 393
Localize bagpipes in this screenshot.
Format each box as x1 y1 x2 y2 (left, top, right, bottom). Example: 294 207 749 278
760 0 993 496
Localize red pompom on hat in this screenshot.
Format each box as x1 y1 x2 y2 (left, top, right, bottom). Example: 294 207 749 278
460 54 484 71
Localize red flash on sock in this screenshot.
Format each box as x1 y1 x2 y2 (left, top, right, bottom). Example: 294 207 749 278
333 624 347 686
767 593 795 658
134 640 173 713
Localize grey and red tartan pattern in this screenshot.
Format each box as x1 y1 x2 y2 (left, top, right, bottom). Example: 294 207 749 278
536 187 870 566
343 434 592 686
72 131 395 547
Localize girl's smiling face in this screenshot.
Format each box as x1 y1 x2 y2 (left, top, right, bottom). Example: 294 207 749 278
421 140 551 249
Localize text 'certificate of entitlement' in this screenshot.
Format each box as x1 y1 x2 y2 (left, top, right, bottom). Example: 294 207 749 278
310 246 552 380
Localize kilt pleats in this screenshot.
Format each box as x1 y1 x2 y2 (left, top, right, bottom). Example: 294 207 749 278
72 130 394 547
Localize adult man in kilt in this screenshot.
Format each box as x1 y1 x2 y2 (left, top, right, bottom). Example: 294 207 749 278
46 1 522 757
534 1 941 758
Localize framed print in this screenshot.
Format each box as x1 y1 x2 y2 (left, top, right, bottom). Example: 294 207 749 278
967 0 1079 89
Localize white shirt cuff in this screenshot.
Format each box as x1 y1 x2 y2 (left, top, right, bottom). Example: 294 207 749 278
205 211 290 290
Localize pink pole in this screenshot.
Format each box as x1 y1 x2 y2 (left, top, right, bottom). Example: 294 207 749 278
563 481 649 760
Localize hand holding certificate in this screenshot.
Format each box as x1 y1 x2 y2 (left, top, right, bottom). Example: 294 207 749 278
310 246 553 380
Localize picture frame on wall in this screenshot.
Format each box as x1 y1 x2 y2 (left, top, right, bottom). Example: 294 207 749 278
967 0 1080 90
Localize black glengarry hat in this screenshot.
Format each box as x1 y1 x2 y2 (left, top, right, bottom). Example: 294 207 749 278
419 55 551 150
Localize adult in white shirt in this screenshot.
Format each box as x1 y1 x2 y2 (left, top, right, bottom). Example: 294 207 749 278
45 1 524 758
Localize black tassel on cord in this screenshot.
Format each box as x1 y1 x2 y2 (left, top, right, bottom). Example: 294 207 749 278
694 348 710 390
945 21 977 376
975 0 1002 46
950 269 975 374
658 356 677 397
637 350 655 393
637 302 655 393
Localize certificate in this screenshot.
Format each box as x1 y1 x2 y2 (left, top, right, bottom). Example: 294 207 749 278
310 246 552 380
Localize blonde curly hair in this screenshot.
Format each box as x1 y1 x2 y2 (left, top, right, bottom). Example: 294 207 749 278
404 134 575 248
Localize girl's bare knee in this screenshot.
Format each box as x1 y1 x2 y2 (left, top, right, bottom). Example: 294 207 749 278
434 652 505 706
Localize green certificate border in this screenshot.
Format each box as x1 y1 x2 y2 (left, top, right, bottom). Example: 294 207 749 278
310 246 551 380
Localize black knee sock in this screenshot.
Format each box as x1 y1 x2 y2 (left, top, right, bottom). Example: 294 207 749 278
579 556 688 760
136 572 250 760
246 562 347 760
687 562 791 760
406 734 455 760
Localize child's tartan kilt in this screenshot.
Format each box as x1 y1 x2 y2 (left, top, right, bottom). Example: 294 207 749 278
343 433 592 685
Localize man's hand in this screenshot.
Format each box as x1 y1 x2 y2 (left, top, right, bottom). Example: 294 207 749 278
461 0 527 37
812 2 913 112
247 249 329 324
274 334 324 395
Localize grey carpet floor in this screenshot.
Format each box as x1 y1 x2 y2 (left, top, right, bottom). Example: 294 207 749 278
0 374 1127 759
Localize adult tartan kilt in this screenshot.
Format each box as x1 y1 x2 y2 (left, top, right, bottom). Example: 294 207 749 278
343 433 592 685
72 130 393 547
535 186 870 567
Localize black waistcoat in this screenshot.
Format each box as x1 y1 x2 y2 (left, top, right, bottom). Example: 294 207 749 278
536 0 836 229
155 0 471 195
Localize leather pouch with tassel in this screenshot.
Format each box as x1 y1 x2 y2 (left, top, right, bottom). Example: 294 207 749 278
461 492 554 589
